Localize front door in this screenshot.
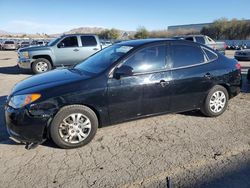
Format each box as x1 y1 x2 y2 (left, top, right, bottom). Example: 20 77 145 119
108 75 143 123
108 43 171 123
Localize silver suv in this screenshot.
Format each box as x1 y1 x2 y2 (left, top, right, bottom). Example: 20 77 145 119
18 34 102 74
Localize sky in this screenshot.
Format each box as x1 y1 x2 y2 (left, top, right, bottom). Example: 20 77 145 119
0 0 250 34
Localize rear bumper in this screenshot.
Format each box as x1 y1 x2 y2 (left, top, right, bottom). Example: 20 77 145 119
234 56 250 61
3 46 16 50
5 105 49 143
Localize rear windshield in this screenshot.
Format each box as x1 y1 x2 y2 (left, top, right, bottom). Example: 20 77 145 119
21 42 29 44
4 41 14 44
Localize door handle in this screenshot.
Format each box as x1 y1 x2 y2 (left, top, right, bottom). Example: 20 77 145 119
204 73 212 79
158 80 169 87
73 49 79 52
93 48 99 51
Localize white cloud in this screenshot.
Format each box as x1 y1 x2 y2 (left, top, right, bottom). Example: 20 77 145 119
2 20 82 34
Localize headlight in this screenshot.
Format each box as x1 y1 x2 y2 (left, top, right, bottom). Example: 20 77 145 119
19 51 29 59
8 94 41 109
23 51 29 59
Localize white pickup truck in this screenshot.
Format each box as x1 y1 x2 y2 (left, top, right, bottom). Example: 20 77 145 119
174 35 226 55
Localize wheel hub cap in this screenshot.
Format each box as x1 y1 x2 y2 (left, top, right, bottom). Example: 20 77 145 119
36 62 48 72
59 113 91 144
209 91 226 113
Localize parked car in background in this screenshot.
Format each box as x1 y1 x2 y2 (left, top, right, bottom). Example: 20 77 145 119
37 41 47 46
19 41 30 49
2 40 17 50
5 39 241 149
18 34 102 74
174 35 226 54
234 49 250 61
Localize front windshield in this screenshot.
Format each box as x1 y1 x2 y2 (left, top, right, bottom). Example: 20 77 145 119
48 37 61 46
75 44 134 74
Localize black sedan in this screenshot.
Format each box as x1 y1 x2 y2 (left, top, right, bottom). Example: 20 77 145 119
5 39 241 149
235 49 250 61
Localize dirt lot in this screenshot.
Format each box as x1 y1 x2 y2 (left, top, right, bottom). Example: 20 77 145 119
0 50 250 188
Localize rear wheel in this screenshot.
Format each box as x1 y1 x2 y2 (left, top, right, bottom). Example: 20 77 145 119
201 85 229 117
50 105 98 149
32 58 52 74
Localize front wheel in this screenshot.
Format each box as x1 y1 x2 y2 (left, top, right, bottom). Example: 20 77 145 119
32 58 52 74
50 105 98 149
201 85 229 117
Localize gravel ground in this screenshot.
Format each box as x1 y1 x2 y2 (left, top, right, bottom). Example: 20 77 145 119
0 50 250 188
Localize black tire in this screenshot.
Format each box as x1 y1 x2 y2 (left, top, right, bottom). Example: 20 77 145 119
50 105 98 149
31 58 52 74
201 85 229 117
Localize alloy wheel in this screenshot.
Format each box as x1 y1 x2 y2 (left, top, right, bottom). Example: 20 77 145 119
209 91 226 113
36 62 48 72
58 113 92 144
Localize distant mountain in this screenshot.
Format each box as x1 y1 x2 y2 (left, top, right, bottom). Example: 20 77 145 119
0 27 136 39
0 30 10 35
65 27 107 34
63 27 135 39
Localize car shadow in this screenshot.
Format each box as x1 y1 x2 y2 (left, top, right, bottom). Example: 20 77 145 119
0 65 32 75
179 110 204 117
241 74 250 93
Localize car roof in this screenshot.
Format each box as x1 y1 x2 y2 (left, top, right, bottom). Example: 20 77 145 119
61 33 98 37
116 38 196 47
175 35 205 38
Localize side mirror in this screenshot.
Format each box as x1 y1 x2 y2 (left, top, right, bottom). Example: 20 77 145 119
113 65 133 79
57 42 65 48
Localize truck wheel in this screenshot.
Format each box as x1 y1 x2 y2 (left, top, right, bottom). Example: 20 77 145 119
50 105 98 149
201 85 229 117
32 58 52 74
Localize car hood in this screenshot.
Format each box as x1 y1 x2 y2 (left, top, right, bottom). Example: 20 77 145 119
12 68 91 94
19 45 50 52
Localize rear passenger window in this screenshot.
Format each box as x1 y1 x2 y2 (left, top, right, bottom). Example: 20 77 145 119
122 45 167 73
81 36 97 47
195 37 206 44
203 48 218 61
170 44 206 68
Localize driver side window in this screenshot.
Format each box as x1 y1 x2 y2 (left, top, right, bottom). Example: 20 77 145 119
58 36 78 48
122 45 167 74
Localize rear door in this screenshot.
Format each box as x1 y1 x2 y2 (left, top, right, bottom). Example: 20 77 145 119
169 41 215 112
78 36 101 61
53 36 81 66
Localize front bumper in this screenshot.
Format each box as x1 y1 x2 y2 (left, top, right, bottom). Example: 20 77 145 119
5 105 49 143
17 58 33 69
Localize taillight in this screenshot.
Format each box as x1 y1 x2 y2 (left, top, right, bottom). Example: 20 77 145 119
224 43 227 49
236 63 241 70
